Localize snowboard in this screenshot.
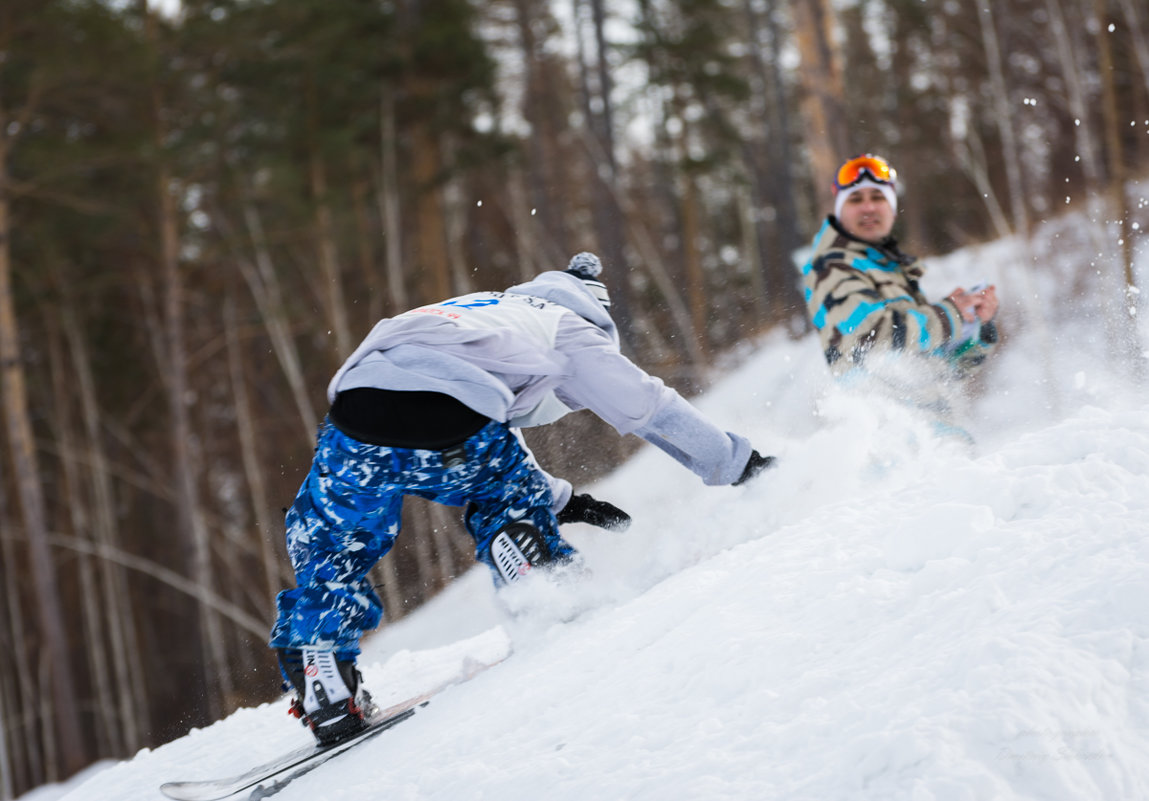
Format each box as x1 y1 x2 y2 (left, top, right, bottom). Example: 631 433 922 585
160 702 417 801
160 636 510 801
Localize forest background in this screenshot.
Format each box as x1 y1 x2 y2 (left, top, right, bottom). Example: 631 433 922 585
1 0 1147 796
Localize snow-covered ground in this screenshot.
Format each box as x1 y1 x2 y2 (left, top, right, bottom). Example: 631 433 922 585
28 210 1149 800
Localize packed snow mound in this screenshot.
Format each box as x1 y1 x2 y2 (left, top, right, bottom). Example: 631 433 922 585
48 220 1149 799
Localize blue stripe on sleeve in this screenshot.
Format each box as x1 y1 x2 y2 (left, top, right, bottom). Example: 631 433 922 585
855 249 899 272
838 301 885 334
836 295 914 335
906 309 931 349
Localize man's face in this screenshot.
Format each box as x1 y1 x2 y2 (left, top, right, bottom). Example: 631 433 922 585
838 187 895 241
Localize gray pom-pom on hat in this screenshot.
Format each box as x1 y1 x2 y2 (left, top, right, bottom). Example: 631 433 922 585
567 252 603 280
565 252 610 309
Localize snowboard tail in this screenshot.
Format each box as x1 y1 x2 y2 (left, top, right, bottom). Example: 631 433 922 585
159 703 417 801
160 633 511 801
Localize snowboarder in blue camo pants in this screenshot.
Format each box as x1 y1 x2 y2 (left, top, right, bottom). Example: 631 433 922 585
270 419 571 661
272 252 776 746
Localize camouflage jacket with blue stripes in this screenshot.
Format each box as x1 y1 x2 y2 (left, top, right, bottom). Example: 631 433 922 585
800 216 998 377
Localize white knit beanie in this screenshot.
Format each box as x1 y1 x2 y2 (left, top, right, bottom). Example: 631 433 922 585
834 177 898 219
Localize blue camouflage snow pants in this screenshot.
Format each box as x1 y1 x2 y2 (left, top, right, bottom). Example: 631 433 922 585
269 419 573 658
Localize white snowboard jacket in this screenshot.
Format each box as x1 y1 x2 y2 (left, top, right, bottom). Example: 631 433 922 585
329 271 752 504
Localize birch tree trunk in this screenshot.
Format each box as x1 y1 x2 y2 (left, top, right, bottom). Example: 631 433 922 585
440 134 473 296
409 503 437 593
666 80 710 361
59 290 146 754
224 294 284 608
307 122 354 359
507 164 541 281
142 0 231 722
738 185 770 320
1045 0 1130 365
0 472 37 793
0 102 87 779
762 0 802 254
245 201 318 439
954 126 1013 240
630 0 707 373
977 1 1030 236
1045 0 1104 188
579 0 635 340
1094 0 1141 375
46 320 116 757
790 0 849 210
379 83 408 314
743 0 803 321
513 0 567 259
426 503 458 586
410 99 452 304
349 155 382 326
210 196 321 446
391 4 452 307
36 656 55 782
680 167 709 357
0 663 12 799
623 205 707 372
376 551 405 625
1115 0 1149 95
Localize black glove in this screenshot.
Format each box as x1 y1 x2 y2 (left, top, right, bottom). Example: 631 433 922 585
979 319 999 345
556 493 631 531
733 450 775 486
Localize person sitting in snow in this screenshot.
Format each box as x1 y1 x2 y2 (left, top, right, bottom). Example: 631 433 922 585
270 252 776 746
800 154 1000 415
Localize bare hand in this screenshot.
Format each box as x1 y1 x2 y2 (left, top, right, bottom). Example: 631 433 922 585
947 288 978 322
973 285 999 321
947 285 998 323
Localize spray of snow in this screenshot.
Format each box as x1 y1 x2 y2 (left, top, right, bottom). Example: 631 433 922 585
30 204 1149 800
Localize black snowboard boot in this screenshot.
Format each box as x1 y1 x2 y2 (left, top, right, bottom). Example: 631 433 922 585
487 521 576 585
278 647 376 746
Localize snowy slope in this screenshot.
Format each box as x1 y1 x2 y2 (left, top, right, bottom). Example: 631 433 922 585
38 220 1149 801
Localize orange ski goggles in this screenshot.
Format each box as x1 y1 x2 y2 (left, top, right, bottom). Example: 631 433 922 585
834 154 897 192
